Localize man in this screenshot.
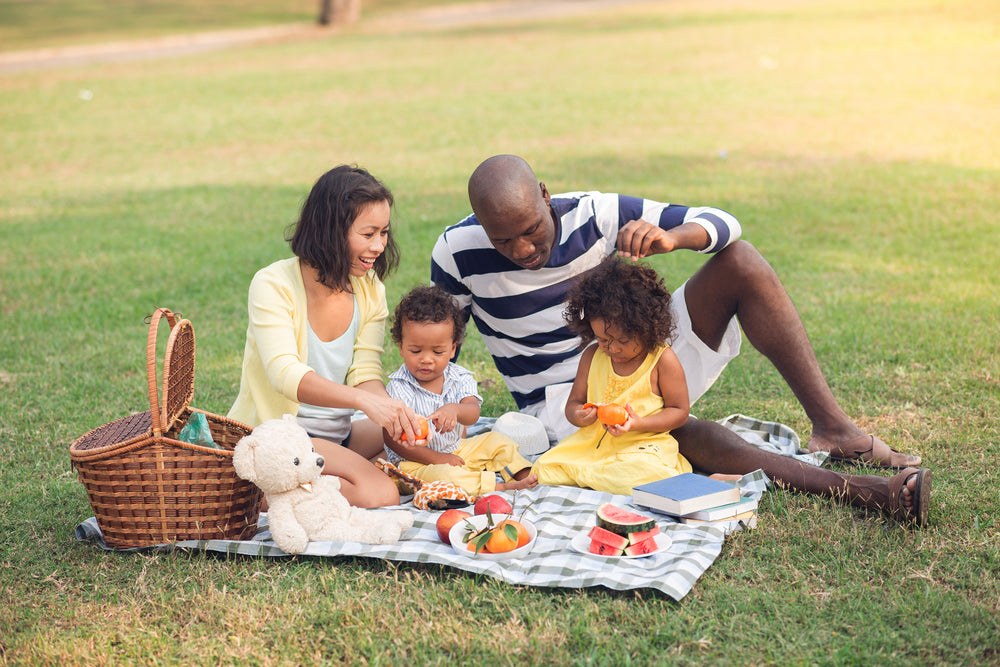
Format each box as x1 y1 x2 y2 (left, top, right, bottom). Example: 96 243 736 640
431 154 930 525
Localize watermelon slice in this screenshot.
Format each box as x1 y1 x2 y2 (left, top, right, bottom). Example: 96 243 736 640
596 503 655 535
589 540 624 556
624 535 658 556
588 525 629 550
627 525 660 545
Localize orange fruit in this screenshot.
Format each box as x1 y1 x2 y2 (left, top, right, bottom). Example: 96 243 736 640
498 519 531 548
484 523 519 553
400 416 430 442
597 404 628 426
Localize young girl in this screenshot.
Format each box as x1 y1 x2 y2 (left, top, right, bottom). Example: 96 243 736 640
229 165 425 508
531 256 695 496
383 285 538 495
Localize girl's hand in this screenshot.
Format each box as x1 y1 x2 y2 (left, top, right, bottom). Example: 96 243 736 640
605 404 637 436
429 404 460 434
575 401 599 426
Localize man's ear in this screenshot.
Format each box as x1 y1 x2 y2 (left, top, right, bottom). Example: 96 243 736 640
232 434 257 482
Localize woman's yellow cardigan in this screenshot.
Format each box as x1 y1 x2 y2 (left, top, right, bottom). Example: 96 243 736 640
228 257 387 427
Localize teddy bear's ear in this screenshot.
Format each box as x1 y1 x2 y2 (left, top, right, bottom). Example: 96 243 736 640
232 434 257 482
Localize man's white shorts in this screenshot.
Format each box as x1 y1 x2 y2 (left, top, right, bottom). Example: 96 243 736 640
522 280 742 444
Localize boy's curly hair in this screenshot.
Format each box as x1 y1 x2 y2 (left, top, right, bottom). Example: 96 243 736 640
390 285 467 345
564 256 675 352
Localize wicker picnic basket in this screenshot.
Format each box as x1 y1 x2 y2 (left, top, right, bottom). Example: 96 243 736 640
69 307 262 548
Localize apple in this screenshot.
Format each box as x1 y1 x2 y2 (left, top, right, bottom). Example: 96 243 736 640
474 494 513 516
435 509 471 545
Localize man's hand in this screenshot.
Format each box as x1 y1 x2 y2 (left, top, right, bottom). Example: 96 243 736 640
616 219 676 260
616 220 710 260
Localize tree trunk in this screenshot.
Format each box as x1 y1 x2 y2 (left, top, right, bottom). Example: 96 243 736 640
319 0 361 26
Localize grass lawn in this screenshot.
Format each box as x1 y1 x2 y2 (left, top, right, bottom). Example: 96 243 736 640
1 0 999 664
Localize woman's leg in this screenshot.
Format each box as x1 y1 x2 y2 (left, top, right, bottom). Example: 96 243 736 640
312 436 399 508
345 418 390 463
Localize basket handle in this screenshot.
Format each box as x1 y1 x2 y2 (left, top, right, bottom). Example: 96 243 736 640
145 307 178 435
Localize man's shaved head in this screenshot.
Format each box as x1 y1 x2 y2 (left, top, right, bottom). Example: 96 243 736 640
466 155 558 270
468 155 541 223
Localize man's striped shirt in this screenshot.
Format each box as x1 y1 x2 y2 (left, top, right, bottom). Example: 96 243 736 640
430 191 741 410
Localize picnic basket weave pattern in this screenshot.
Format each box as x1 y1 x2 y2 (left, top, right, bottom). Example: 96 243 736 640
69 308 262 548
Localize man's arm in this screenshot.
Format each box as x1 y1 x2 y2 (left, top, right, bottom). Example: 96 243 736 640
609 195 742 260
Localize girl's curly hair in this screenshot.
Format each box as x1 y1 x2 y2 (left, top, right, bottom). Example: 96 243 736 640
390 285 467 346
564 256 676 352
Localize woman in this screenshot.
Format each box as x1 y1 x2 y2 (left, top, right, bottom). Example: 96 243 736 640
230 165 423 507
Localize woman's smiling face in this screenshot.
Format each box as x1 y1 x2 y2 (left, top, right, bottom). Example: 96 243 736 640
347 199 391 276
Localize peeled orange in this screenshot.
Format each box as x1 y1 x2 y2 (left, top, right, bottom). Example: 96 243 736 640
597 404 628 426
400 416 430 442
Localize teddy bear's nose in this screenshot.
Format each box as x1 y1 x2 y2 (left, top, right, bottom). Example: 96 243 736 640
316 456 325 469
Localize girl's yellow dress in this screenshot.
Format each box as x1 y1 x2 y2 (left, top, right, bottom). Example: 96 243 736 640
531 344 692 496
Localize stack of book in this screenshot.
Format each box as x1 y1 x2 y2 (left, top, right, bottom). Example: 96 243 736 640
632 473 758 533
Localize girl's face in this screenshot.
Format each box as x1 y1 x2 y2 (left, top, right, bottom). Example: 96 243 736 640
398 319 457 388
347 199 391 277
589 317 644 366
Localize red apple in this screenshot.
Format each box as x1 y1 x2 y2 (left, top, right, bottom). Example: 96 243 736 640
474 494 513 516
436 509 472 545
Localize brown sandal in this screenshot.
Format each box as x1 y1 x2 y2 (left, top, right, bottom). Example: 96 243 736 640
812 434 922 470
885 467 931 526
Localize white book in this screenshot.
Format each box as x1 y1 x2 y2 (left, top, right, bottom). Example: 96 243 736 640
680 495 758 521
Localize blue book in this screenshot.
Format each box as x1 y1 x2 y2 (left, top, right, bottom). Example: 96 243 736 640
632 473 742 517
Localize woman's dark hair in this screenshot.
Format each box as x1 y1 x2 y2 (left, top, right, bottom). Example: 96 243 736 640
286 165 400 291
564 256 676 352
390 285 467 346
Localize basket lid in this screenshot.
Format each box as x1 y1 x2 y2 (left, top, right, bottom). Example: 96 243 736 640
147 308 195 433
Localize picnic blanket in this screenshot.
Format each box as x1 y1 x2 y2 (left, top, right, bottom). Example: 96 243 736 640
74 415 809 600
76 470 770 600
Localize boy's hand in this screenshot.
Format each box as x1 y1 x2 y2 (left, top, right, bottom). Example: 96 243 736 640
430 404 461 434
441 453 465 467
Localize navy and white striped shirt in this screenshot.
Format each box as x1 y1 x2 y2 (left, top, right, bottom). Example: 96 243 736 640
430 191 741 410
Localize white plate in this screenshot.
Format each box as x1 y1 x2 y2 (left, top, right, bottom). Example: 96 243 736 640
570 530 671 558
449 513 537 561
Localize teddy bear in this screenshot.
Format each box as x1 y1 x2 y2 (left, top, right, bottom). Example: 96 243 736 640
232 414 413 554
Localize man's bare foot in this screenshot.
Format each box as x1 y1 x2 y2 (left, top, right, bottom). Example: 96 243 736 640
497 474 538 491
709 473 742 482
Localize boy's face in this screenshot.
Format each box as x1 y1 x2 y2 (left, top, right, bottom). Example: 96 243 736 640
398 319 457 386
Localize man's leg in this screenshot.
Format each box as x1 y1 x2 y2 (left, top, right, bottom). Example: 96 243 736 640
673 418 924 520
681 240 920 466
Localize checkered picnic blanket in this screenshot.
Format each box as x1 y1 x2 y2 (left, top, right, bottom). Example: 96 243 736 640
75 470 770 601
74 415 804 600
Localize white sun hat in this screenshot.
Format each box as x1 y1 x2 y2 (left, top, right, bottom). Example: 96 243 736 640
492 411 550 457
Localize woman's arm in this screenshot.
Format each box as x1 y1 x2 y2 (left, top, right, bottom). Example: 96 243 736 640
565 345 600 428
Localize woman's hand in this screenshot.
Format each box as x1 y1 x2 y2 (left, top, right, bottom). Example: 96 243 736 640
362 391 425 443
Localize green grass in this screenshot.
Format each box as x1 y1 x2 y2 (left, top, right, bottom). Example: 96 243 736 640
2 0 999 664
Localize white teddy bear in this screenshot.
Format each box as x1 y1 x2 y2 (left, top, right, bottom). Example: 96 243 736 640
233 414 413 554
